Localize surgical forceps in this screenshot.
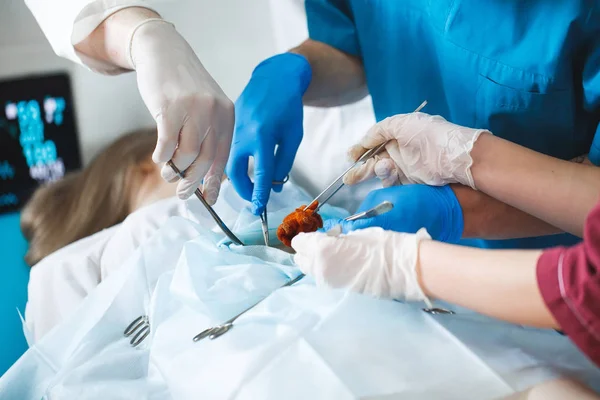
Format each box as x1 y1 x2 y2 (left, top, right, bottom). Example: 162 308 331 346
324 201 394 237
259 174 289 247
193 273 305 342
304 101 428 212
167 160 244 246
344 201 394 222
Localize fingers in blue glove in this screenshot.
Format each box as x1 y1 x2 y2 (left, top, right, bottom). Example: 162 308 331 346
227 53 311 213
250 150 276 215
226 152 254 202
326 185 464 242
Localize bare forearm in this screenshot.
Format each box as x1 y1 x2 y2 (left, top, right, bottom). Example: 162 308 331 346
290 39 368 107
471 133 600 237
74 7 160 70
452 184 562 239
418 240 558 328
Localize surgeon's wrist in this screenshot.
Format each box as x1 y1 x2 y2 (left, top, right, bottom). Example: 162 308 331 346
77 7 162 71
128 17 176 70
468 131 494 189
252 53 313 95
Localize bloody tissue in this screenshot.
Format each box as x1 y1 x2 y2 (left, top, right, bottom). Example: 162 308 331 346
277 202 323 247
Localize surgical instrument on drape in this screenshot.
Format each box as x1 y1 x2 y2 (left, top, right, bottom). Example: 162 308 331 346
304 101 428 212
260 175 289 247
167 160 244 246
260 207 270 246
193 273 306 342
124 315 150 347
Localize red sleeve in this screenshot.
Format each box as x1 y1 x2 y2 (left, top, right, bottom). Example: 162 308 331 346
537 200 600 367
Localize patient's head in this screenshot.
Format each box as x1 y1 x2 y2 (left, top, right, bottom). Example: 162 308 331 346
21 128 176 266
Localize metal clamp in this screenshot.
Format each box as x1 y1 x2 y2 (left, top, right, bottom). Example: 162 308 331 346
124 315 150 347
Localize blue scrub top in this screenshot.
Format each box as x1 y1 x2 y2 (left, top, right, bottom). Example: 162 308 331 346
306 0 600 249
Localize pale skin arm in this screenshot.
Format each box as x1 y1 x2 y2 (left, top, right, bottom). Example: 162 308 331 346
74 7 161 70
502 379 600 400
453 184 562 239
470 133 600 238
417 240 558 328
290 39 369 107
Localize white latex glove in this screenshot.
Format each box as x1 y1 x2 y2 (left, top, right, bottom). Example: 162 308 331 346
292 227 432 306
343 113 489 190
128 19 234 203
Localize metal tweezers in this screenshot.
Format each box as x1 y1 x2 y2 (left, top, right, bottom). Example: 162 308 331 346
304 100 428 212
167 161 244 246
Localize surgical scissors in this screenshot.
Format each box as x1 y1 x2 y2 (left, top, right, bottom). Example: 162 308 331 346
260 208 270 246
304 101 427 212
193 273 305 342
167 161 244 246
259 175 290 247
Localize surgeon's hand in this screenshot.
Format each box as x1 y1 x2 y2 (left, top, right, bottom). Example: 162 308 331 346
344 113 489 190
129 20 234 203
226 53 312 215
323 185 464 243
292 227 432 303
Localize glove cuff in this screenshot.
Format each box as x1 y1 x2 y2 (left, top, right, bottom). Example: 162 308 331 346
462 129 490 190
127 18 175 70
403 228 434 308
252 53 313 95
435 186 464 244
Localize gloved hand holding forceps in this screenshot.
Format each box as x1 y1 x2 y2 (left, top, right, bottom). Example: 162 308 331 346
27 5 234 204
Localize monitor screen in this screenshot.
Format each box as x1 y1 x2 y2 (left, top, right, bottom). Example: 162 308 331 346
0 73 81 214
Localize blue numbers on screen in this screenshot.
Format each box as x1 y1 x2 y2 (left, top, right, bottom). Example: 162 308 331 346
54 97 65 126
18 100 43 148
0 161 15 180
44 97 66 126
45 140 57 162
11 97 67 182
0 193 18 207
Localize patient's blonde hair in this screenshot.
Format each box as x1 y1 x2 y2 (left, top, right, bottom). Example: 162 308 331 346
21 128 157 266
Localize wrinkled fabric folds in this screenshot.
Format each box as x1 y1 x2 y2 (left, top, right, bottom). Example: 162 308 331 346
2 184 599 399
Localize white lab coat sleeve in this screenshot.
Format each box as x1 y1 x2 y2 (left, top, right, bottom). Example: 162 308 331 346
24 226 116 344
24 0 159 75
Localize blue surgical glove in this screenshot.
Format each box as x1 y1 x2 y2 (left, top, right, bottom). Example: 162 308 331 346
226 53 312 215
323 185 464 243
